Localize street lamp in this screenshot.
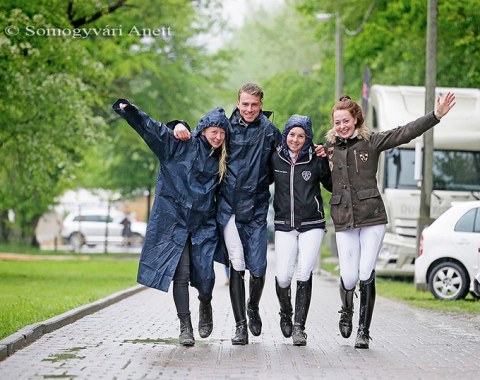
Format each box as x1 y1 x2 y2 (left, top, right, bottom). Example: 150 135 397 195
316 12 343 100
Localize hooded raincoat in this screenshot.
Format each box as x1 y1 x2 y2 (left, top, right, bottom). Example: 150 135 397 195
113 99 229 295
270 115 332 231
216 108 281 275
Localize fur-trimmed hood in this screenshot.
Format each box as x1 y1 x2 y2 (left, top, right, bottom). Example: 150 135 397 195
325 124 372 144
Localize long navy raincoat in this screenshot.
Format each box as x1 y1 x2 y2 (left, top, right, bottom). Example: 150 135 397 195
216 108 281 275
113 99 229 295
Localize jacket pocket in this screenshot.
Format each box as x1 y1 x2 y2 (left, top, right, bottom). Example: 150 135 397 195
329 194 343 226
356 188 380 200
330 194 342 205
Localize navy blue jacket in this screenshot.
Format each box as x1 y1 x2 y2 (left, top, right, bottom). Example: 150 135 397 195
113 99 229 294
217 109 281 226
214 109 281 273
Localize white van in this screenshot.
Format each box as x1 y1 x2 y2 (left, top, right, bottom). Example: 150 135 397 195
366 85 480 276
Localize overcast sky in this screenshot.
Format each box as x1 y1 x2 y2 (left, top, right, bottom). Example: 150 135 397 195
202 0 285 51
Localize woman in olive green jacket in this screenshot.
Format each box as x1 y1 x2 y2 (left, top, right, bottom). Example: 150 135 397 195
324 92 456 349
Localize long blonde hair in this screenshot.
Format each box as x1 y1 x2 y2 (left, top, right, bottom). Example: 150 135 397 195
218 142 227 182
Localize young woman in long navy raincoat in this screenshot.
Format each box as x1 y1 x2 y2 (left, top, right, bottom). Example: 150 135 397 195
113 99 229 346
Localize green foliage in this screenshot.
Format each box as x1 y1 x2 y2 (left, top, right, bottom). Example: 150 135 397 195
263 71 331 140
0 5 107 243
297 0 480 96
0 0 229 243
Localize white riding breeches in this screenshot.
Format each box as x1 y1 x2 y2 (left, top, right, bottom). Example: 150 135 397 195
274 228 325 288
224 215 245 271
335 224 386 290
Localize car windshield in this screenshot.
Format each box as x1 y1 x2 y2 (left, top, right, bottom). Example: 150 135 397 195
384 148 480 191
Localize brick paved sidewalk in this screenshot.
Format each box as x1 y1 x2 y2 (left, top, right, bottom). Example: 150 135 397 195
0 248 479 379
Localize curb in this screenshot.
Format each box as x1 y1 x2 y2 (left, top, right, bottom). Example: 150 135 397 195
0 284 146 362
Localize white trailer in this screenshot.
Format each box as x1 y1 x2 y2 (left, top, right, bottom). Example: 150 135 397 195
366 85 480 276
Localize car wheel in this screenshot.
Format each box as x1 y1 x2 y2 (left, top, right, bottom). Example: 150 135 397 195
70 232 85 252
428 261 469 300
473 278 480 299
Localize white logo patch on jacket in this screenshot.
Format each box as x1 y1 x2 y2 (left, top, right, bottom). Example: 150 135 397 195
359 151 369 163
302 171 312 181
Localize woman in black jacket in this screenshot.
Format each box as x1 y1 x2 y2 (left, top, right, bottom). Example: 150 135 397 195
270 114 332 345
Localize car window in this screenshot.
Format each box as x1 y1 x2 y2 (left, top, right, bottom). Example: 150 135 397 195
474 209 480 233
72 215 113 223
454 208 478 233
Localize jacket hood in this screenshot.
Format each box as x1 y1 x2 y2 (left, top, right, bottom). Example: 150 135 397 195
192 107 230 137
281 114 313 160
325 123 372 144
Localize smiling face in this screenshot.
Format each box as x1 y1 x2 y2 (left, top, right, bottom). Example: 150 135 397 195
333 109 357 139
203 126 226 149
237 92 262 123
286 127 306 155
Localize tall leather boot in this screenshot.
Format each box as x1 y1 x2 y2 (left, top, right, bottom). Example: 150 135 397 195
229 266 248 345
198 293 213 338
178 314 195 346
338 278 355 338
247 275 265 336
292 274 312 346
355 271 376 349
275 277 293 338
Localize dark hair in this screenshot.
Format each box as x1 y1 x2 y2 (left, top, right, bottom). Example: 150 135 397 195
238 83 264 101
331 95 365 129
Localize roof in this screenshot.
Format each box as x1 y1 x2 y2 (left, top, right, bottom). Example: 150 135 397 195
368 85 480 150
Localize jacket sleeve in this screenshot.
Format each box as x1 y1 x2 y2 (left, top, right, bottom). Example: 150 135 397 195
112 99 178 160
166 120 192 131
317 156 333 193
371 112 440 152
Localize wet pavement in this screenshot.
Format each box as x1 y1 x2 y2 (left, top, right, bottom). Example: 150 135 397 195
1 248 479 379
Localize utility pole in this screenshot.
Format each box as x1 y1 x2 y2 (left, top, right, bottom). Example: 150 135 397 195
316 13 343 100
417 0 438 250
335 13 343 100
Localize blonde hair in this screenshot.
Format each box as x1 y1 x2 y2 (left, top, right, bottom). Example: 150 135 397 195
218 143 227 182
238 83 264 101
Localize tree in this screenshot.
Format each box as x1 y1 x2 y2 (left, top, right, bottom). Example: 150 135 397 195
0 0 228 243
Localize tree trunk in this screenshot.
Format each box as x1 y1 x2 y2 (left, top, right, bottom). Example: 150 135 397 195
0 210 10 243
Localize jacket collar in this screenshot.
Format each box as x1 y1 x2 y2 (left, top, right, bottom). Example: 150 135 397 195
325 124 372 145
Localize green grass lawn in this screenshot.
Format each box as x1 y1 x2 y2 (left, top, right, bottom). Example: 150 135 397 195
0 251 138 340
321 257 480 313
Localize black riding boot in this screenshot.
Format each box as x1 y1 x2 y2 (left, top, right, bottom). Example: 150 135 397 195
198 293 213 338
292 274 312 346
178 314 195 346
355 271 376 349
247 275 265 336
230 266 248 345
338 278 355 338
275 277 293 338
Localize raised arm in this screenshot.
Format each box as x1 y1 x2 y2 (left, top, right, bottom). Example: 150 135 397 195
112 98 178 160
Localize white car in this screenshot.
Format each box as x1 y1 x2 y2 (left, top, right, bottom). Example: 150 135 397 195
61 208 147 250
415 201 480 300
